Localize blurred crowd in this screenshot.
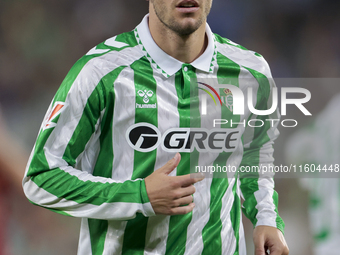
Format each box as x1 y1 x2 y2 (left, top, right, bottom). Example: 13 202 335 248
0 0 339 254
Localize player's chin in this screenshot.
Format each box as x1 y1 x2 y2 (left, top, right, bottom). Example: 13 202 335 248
174 19 203 35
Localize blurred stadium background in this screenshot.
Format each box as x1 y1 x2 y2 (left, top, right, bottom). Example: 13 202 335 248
0 0 339 254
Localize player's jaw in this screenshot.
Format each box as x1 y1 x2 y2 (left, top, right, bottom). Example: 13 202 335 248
150 0 213 36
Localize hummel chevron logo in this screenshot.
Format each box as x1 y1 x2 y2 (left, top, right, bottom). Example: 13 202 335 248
138 90 154 103
136 90 156 109
86 36 129 55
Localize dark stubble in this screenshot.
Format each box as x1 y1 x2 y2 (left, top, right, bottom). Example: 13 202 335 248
151 0 212 36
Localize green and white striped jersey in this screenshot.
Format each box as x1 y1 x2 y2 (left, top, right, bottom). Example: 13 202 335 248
23 15 284 255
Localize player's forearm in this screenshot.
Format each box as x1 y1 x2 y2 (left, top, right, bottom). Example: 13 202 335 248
239 139 285 234
240 176 284 233
23 164 155 220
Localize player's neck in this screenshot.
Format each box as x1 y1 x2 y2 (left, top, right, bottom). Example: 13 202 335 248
148 17 207 63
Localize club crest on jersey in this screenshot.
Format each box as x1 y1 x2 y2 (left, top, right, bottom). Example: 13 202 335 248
43 102 66 130
136 89 156 109
221 88 233 112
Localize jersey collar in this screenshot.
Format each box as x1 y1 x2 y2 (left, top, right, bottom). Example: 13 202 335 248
135 14 216 78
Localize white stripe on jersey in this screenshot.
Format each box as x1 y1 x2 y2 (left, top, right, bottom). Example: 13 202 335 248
184 71 218 254
144 74 179 255
111 66 137 182
78 219 92 255
221 178 237 255
103 220 128 255
237 180 247 255
220 141 245 254
184 177 213 255
254 178 277 227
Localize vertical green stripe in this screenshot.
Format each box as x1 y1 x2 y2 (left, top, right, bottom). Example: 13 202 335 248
122 214 149 255
93 67 124 178
63 84 106 165
201 167 228 255
273 190 285 234
89 219 109 255
88 68 122 254
121 58 158 255
202 52 241 254
242 68 271 149
230 181 241 255
165 65 199 255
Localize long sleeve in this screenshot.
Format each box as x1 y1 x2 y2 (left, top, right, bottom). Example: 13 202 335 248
239 69 285 234
22 56 155 220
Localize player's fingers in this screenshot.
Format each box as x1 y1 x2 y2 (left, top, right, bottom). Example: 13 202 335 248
283 246 290 255
267 245 289 255
253 235 265 255
169 185 195 200
254 247 266 255
168 203 195 215
279 235 289 255
267 251 281 255
158 153 181 175
172 195 193 207
267 251 277 255
176 173 204 187
178 185 196 197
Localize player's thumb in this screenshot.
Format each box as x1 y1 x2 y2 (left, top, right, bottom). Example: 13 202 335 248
159 153 181 175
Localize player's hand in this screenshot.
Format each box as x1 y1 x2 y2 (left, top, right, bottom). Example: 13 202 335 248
144 153 204 215
253 225 289 255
